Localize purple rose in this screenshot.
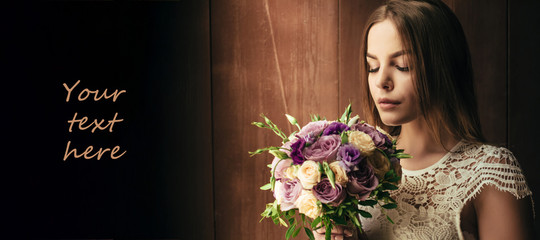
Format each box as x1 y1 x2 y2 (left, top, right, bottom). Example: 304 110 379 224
290 138 306 164
303 135 341 161
271 158 293 180
313 178 346 207
337 144 364 169
350 123 391 150
274 179 303 211
347 164 379 200
297 121 329 138
303 132 318 146
322 122 350 136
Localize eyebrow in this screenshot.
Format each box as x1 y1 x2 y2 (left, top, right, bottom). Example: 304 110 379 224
366 50 409 60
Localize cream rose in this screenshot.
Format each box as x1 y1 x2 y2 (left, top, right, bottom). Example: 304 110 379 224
285 164 300 179
329 161 349 186
295 190 321 219
297 160 321 189
348 130 376 155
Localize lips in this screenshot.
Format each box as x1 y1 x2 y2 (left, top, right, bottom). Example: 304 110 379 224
378 98 401 110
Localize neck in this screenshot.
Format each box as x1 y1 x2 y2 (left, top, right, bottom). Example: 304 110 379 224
396 118 459 170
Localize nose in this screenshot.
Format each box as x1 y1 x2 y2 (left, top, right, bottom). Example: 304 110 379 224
374 66 393 91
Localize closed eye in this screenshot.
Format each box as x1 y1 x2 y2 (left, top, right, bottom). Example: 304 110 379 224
368 67 380 73
396 65 409 72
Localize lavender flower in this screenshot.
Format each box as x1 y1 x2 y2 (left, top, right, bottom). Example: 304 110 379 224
322 122 350 136
337 143 364 169
290 138 306 164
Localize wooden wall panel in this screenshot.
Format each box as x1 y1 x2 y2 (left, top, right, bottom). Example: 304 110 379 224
508 0 540 234
338 0 383 116
452 0 508 145
211 0 339 239
211 0 539 239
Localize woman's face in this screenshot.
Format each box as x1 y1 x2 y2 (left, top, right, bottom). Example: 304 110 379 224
366 19 419 126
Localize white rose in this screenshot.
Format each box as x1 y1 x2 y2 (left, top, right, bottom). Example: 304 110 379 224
348 130 376 155
297 160 321 189
295 190 321 219
329 161 349 186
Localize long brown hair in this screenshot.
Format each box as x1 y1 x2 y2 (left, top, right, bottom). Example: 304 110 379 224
359 0 485 144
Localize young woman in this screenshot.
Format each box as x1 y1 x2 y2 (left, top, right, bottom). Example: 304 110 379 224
314 0 534 239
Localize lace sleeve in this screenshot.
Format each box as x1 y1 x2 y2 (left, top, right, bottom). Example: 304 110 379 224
465 146 532 204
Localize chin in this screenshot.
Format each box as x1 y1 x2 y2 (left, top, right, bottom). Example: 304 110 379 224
379 114 414 127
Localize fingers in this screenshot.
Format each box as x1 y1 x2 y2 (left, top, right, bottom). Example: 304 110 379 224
312 225 354 240
344 228 353 237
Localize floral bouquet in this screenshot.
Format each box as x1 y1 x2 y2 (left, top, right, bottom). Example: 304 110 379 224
250 105 410 240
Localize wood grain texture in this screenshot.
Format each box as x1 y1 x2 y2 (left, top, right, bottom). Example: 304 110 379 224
452 0 508 145
338 0 384 117
211 0 339 239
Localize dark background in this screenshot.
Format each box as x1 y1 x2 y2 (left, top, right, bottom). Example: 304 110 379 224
4 1 212 239
3 0 540 239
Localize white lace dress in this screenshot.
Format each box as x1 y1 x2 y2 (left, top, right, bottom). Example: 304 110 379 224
361 141 532 240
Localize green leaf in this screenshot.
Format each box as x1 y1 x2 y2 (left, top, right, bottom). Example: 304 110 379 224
288 217 295 225
252 121 267 128
382 183 399 190
279 217 289 227
377 191 390 198
269 149 290 160
248 146 281 156
359 210 372 218
286 223 296 239
340 103 352 123
340 131 349 144
292 226 301 237
382 203 397 209
305 227 315 240
337 206 343 216
322 162 336 189
387 176 401 182
384 169 395 179
311 216 322 229
347 211 361 228
330 215 347 225
260 183 272 190
270 176 276 191
386 215 395 224
359 200 378 206
325 223 332 240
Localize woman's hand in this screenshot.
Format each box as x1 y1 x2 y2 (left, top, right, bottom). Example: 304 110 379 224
312 224 357 240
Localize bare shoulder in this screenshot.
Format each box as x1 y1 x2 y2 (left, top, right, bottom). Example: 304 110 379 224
464 142 535 239
473 184 535 240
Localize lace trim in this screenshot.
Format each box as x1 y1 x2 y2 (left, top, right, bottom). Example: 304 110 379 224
360 141 533 240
